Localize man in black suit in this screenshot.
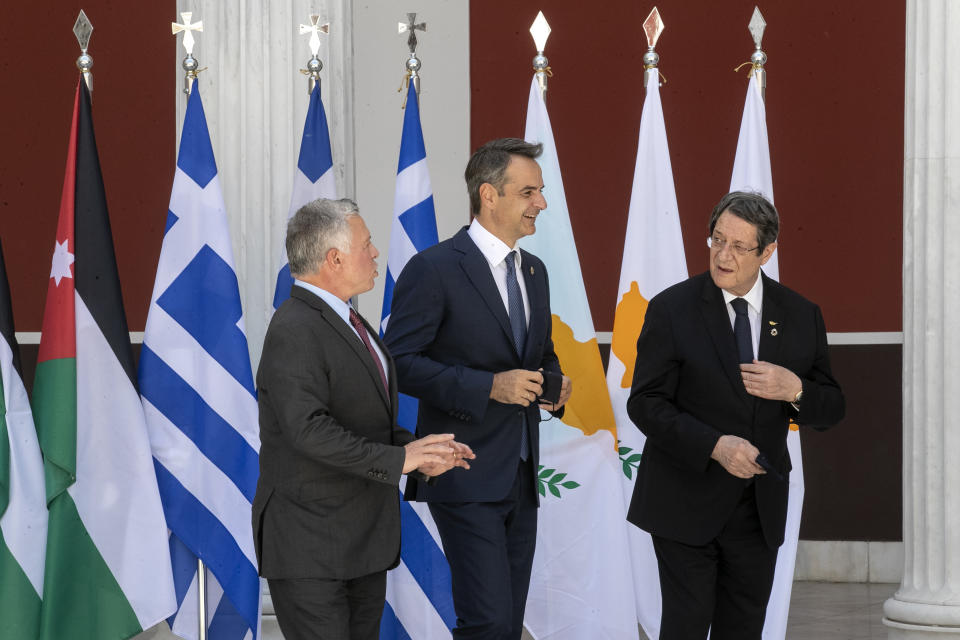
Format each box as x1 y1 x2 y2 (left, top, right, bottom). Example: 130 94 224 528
627 191 845 639
384 138 571 639
252 198 474 640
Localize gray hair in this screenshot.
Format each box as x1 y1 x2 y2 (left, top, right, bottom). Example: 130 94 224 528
286 198 359 277
708 191 780 251
464 138 543 216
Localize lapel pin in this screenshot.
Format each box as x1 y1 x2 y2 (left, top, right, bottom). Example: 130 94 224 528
768 320 778 325
529 266 534 275
770 328 778 336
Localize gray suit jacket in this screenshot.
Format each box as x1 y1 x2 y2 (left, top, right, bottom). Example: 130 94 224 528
252 285 415 579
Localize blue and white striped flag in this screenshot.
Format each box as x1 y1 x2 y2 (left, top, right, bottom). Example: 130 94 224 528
139 81 262 640
379 80 450 640
273 83 336 309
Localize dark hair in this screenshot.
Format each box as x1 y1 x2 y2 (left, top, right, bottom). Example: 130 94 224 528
464 138 543 216
708 191 779 251
286 198 359 276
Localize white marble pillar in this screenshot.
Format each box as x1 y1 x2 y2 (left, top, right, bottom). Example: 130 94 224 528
883 1 960 637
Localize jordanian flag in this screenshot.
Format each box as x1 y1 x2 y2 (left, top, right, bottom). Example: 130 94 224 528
0 238 47 639
32 79 176 640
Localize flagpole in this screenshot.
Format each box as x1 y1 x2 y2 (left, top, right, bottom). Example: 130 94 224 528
299 15 330 95
171 16 209 640
398 13 426 106
642 7 665 90
73 11 93 94
747 6 767 101
529 11 551 99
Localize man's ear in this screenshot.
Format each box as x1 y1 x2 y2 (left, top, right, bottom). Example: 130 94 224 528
478 182 498 212
324 247 341 270
759 241 778 266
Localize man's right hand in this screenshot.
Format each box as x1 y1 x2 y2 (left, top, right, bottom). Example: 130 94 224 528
490 369 543 406
403 433 457 473
710 435 766 479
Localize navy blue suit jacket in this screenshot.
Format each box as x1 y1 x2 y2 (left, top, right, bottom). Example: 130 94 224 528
384 226 563 502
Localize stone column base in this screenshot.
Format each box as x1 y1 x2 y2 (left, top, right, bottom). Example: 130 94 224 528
884 596 960 637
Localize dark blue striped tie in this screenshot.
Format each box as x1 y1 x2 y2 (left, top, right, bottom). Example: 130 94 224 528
731 297 753 364
505 252 530 460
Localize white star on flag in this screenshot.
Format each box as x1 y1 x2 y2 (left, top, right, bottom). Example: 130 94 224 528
50 239 74 286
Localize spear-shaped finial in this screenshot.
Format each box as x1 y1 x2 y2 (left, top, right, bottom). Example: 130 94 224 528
747 6 767 100
529 11 551 99
172 12 204 95
73 10 94 93
299 15 330 95
399 13 427 96
641 7 666 89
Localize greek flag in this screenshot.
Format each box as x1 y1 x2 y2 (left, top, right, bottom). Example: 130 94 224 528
379 81 450 639
273 83 336 309
139 81 262 640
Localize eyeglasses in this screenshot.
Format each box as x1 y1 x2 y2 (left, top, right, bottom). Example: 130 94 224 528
707 235 759 256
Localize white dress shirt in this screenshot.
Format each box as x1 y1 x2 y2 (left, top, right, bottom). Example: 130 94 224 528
721 274 763 361
467 218 530 328
294 279 389 386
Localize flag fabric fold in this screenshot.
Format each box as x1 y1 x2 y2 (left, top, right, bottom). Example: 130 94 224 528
32 79 176 640
730 72 801 640
273 83 337 309
519 75 639 639
0 238 47 639
605 67 689 640
731 71 778 279
379 80 451 640
140 80 261 640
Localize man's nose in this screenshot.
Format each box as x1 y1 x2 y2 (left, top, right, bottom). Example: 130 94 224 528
534 191 547 210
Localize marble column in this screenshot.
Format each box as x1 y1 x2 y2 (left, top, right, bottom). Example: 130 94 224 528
883 1 960 637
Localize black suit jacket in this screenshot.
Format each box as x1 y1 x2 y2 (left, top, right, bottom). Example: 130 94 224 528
252 285 414 580
384 227 563 503
626 271 844 549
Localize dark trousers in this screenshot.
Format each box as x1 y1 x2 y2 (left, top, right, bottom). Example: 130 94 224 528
428 459 538 640
652 485 779 640
268 571 387 640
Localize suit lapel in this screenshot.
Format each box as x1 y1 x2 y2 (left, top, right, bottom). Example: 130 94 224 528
454 229 517 351
520 250 547 367
698 277 753 409
292 287 391 412
757 274 783 365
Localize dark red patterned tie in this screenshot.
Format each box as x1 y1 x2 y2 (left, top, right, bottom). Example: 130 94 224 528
349 308 388 392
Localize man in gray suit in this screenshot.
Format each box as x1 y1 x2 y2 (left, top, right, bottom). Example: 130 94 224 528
253 198 474 640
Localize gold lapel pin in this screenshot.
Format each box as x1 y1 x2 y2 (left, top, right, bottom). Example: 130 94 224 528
529 266 534 275
768 320 778 325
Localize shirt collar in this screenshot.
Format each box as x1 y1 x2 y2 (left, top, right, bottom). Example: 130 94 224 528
468 218 521 269
294 279 352 326
721 271 764 314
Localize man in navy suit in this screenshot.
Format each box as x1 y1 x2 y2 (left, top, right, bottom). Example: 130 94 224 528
384 138 571 639
627 191 845 639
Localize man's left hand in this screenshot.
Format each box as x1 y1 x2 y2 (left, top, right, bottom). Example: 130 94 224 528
419 440 476 476
539 375 572 411
740 360 802 402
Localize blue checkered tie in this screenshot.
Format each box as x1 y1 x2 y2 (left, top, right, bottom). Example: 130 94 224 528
505 252 530 460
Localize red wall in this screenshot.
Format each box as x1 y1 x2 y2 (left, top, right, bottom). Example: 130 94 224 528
0 2 175 330
470 1 904 333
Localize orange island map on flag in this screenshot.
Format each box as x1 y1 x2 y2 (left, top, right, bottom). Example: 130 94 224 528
547 315 615 437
